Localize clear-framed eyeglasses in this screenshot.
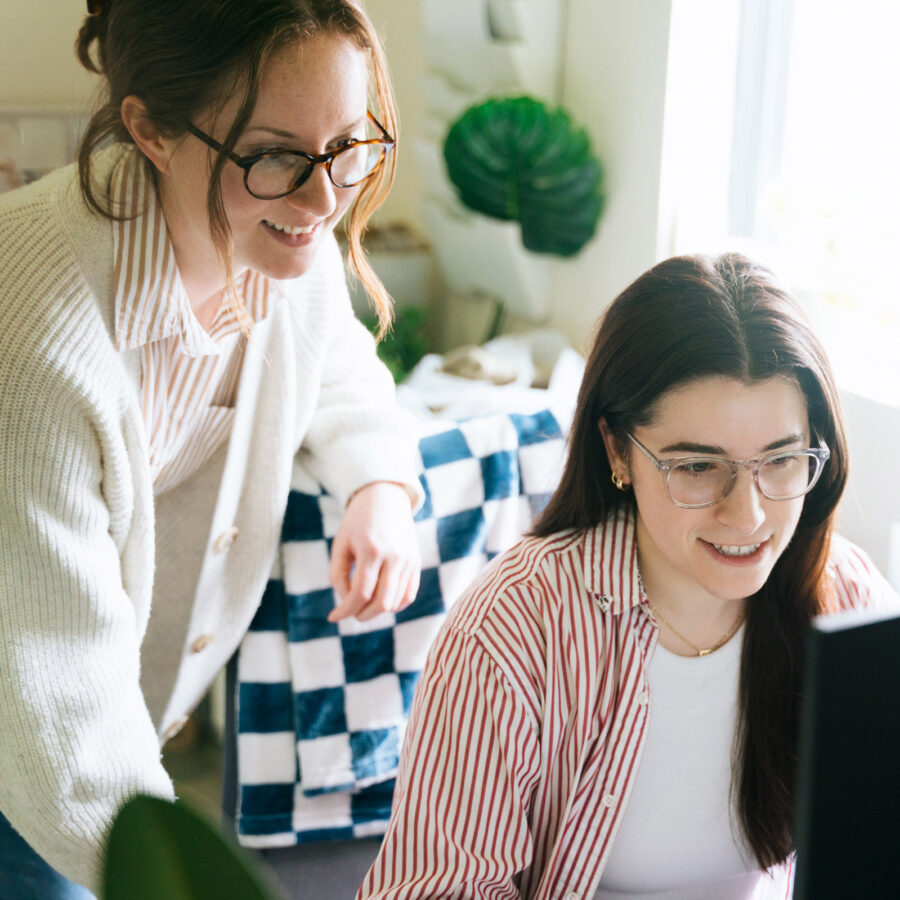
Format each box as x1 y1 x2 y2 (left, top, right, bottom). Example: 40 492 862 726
627 433 830 509
185 110 394 200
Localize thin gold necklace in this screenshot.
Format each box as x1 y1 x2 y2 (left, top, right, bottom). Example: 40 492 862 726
648 600 745 657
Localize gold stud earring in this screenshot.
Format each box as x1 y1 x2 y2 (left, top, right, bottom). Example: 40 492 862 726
611 472 628 491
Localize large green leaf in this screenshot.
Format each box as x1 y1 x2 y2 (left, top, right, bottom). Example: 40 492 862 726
103 794 280 900
443 96 605 257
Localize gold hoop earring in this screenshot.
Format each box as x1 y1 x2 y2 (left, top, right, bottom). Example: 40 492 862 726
611 472 628 491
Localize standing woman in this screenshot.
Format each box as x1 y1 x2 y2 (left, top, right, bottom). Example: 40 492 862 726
359 254 899 899
0 1 423 896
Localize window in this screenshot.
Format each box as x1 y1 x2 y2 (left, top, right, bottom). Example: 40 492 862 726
663 0 900 406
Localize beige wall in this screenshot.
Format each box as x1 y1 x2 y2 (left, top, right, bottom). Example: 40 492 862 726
1 1 674 349
1 3 99 108
363 0 426 231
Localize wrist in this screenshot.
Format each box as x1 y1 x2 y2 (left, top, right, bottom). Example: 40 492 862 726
347 480 417 510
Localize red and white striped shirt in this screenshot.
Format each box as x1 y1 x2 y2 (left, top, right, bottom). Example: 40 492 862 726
358 510 897 899
111 150 275 493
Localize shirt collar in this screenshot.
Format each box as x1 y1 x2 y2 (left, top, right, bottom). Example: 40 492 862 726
583 505 645 615
111 148 276 356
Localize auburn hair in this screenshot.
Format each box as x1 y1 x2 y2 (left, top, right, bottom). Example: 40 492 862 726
76 0 398 334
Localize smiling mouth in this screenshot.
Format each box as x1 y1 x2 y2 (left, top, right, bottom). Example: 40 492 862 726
264 220 316 235
710 541 764 557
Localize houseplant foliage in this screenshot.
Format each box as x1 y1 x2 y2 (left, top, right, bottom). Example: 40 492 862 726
364 305 430 382
103 794 279 899
443 95 605 257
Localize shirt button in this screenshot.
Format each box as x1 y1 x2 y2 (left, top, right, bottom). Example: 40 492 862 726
191 634 214 653
597 595 611 612
213 526 239 553
565 894 580 900
163 717 189 742
602 792 616 808
637 688 650 705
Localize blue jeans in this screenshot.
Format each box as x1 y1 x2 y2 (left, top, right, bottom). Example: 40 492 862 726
0 809 95 900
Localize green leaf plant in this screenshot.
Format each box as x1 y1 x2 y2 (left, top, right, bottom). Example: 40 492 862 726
103 794 281 900
364 304 430 382
443 95 605 258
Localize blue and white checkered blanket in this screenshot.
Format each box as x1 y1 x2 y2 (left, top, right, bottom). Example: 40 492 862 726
235 407 570 847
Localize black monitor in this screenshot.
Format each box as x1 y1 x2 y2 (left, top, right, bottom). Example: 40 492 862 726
793 606 900 898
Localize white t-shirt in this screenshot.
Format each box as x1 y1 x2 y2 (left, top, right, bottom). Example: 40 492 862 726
594 625 769 899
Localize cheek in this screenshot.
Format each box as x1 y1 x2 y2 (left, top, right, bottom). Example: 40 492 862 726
777 499 805 545
331 184 360 223
633 483 687 545
219 172 264 225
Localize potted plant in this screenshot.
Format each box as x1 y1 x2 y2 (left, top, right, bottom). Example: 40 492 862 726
444 95 604 258
434 94 605 339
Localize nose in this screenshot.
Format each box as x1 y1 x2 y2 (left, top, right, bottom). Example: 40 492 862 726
284 162 337 218
714 468 766 536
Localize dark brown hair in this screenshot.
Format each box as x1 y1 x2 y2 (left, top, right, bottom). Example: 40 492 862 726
75 0 398 333
533 252 848 869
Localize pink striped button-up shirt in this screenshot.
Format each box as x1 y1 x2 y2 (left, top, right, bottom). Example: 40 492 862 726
110 149 274 493
359 510 895 899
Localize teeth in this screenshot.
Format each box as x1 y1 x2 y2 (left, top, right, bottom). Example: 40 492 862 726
266 220 314 235
713 543 761 557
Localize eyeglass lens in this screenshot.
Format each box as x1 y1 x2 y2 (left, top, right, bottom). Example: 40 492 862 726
667 452 823 506
246 143 384 198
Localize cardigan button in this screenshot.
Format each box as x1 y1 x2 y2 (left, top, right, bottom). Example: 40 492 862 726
191 634 214 653
213 526 239 553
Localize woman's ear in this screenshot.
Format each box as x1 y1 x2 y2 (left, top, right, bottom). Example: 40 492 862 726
598 417 631 488
120 96 174 175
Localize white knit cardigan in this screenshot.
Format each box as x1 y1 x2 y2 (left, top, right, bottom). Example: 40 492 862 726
0 146 421 890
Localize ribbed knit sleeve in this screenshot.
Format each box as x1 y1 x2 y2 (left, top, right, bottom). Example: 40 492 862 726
293 235 424 509
0 169 174 892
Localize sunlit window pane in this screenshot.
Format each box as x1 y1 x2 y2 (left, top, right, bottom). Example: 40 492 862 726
737 0 900 403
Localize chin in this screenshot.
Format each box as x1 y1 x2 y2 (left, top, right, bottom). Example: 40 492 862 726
708 568 773 603
255 251 317 283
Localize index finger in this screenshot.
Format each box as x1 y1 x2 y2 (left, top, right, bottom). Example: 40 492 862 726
327 553 382 622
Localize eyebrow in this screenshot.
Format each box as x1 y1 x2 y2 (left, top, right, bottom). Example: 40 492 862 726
658 432 807 455
242 117 367 143
242 126 299 140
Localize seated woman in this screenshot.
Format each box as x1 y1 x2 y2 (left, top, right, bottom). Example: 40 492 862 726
357 253 899 899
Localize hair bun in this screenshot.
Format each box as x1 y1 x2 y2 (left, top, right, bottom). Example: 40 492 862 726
76 0 109 73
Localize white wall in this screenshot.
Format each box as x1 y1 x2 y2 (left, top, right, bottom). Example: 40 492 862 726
371 0 677 354
553 0 672 352
837 391 900 584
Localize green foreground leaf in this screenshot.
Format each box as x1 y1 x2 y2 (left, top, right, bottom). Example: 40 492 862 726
103 794 279 900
